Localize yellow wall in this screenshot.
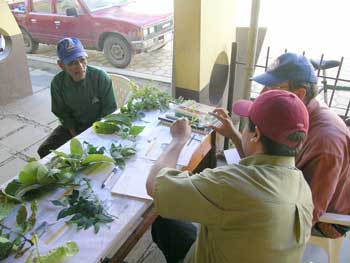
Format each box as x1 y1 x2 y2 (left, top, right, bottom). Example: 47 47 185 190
0 0 21 36
174 0 201 91
174 0 235 92
199 0 235 90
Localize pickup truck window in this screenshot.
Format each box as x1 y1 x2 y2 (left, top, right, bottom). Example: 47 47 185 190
83 0 129 12
56 0 83 15
32 0 51 13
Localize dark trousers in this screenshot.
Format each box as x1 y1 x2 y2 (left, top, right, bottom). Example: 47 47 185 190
151 216 197 263
37 125 73 159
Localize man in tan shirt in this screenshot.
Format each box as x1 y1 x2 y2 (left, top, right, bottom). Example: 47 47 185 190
146 90 314 263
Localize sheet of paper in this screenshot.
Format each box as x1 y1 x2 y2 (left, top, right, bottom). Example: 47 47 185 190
224 148 241 165
137 124 204 166
110 158 154 200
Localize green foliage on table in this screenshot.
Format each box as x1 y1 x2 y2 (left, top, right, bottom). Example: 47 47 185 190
2 139 114 202
127 84 172 112
93 84 172 136
83 141 106 155
32 241 79 263
109 143 137 169
0 201 37 260
52 179 114 234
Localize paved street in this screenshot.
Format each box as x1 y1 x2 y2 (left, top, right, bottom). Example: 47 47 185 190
32 42 173 80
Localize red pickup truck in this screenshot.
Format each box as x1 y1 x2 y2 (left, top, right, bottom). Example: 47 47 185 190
9 0 173 68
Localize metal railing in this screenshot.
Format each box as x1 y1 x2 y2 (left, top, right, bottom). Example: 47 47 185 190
237 46 350 122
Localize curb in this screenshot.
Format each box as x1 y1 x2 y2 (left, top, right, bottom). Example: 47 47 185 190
27 55 172 84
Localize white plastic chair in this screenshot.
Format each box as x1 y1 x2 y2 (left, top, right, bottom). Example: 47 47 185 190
308 213 350 263
109 74 132 107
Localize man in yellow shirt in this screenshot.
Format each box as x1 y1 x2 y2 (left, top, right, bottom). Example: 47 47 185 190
146 90 314 263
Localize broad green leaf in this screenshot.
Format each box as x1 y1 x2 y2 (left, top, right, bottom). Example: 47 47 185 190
0 236 12 260
129 125 145 137
70 138 83 157
92 121 119 134
82 154 114 165
50 150 68 158
51 200 66 207
16 204 27 227
14 184 43 202
36 165 51 185
32 241 79 263
83 162 111 175
0 193 17 221
57 207 76 220
55 171 75 184
2 179 23 201
104 113 132 126
27 201 38 231
18 161 42 186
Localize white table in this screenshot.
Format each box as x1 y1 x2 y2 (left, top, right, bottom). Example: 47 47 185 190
2 110 216 263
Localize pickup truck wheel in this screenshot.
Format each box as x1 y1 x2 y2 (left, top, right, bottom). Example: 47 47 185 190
21 29 39 53
103 35 132 68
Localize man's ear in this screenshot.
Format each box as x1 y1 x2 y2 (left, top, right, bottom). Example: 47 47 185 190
255 127 262 142
293 87 307 102
250 126 262 143
57 60 66 71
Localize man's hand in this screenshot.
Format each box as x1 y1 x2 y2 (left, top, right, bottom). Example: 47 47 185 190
208 108 237 139
68 128 77 137
146 118 191 197
208 108 245 158
170 118 192 144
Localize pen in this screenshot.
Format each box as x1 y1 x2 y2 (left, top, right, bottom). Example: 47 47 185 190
101 168 118 189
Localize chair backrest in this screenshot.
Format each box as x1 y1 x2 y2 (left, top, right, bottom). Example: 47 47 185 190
109 74 132 107
307 212 350 263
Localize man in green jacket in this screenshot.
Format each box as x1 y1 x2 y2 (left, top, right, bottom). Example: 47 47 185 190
38 37 116 158
146 90 313 263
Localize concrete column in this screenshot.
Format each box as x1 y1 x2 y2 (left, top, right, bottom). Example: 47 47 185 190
0 0 32 105
172 0 235 107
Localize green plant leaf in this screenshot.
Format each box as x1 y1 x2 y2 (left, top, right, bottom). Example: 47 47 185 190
50 150 68 158
129 125 145 137
104 113 132 126
18 161 42 186
92 121 119 134
82 154 114 165
2 180 23 201
70 138 83 157
16 204 27 228
0 193 17 221
35 164 51 185
0 236 12 260
33 241 79 263
57 207 76 220
51 200 66 207
27 201 38 231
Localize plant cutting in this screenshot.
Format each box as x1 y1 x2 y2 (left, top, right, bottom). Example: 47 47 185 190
0 201 37 260
2 139 114 202
109 143 137 169
52 179 115 234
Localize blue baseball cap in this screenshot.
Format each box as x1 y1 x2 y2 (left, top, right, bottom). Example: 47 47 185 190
251 53 317 86
57 37 87 65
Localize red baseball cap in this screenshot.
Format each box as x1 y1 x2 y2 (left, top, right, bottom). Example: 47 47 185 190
232 90 309 147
